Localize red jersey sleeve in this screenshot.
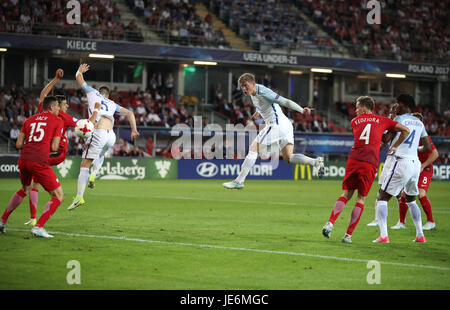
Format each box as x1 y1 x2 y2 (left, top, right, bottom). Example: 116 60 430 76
383 118 398 131
58 111 79 128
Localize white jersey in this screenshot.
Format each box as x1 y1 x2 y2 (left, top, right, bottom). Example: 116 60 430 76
250 84 290 125
82 82 122 125
392 113 428 160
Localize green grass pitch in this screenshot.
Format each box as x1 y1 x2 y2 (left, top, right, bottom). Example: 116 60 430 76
0 178 449 290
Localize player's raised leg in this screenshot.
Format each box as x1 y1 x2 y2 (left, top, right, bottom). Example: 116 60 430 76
68 158 92 210
88 155 105 189
281 144 324 178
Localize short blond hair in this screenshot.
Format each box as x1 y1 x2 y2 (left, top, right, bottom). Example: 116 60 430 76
238 73 255 85
356 96 375 111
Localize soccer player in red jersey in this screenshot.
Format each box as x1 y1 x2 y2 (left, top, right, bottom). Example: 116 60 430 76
0 96 64 238
321 96 410 243
393 113 439 231
25 69 80 226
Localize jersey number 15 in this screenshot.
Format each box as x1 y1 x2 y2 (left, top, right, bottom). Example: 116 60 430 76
28 122 47 142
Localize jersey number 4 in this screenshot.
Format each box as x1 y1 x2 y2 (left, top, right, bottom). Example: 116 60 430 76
359 124 371 144
28 122 47 142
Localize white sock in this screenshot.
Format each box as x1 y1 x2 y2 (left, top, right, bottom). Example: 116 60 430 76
376 200 388 238
407 201 424 238
289 153 316 165
91 156 105 176
235 151 258 184
77 167 90 197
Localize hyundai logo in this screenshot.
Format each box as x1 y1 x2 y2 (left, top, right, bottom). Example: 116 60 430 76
196 162 219 178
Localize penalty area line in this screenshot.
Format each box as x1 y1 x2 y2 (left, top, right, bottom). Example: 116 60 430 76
8 227 450 271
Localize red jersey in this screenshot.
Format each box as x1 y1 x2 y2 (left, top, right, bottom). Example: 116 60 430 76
19 111 64 165
418 136 436 170
39 101 78 150
348 113 398 167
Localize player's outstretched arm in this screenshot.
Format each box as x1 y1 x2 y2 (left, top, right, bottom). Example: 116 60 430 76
388 123 410 154
119 107 139 140
40 69 64 102
75 63 90 87
88 102 101 124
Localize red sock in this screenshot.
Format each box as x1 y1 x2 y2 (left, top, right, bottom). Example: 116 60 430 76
35 198 61 228
1 189 27 223
419 196 434 223
29 188 38 219
328 196 347 224
346 202 364 235
399 196 408 224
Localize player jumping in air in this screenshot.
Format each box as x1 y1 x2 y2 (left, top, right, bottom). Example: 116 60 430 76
222 73 324 189
322 96 410 243
67 63 139 210
0 96 65 238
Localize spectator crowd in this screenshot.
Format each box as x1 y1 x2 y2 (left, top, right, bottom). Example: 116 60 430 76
0 0 143 42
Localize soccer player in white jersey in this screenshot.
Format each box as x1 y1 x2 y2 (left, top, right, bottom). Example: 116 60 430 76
67 63 139 210
374 94 432 243
223 73 324 189
367 103 399 227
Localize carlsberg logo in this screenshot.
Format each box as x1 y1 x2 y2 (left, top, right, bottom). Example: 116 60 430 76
98 161 146 180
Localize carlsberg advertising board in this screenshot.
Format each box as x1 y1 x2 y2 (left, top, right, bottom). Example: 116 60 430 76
52 157 177 180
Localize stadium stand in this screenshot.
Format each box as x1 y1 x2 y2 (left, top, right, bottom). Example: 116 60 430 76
125 0 230 48
0 0 144 42
299 0 449 63
210 0 337 54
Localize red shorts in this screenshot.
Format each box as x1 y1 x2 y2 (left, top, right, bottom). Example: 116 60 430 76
19 159 61 192
342 158 377 197
418 168 433 191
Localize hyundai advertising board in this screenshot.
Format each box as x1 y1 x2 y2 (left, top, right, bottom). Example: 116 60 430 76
178 159 293 179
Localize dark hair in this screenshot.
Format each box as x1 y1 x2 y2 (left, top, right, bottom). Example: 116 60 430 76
55 95 66 105
355 96 375 111
98 85 110 97
42 96 58 111
397 94 415 110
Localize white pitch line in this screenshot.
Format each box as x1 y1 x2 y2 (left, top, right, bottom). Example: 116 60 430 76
7 227 450 271
1 188 450 212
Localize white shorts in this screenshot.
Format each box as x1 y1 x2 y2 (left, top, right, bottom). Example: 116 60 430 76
380 157 421 197
82 129 116 160
378 155 396 185
256 119 294 150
